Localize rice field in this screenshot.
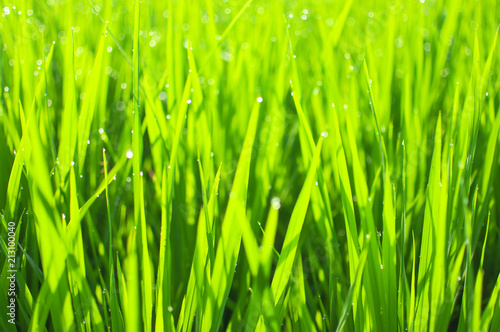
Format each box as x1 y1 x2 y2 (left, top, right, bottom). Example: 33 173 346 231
1 0 500 331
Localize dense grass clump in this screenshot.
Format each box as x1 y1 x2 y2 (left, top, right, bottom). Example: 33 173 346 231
1 0 500 331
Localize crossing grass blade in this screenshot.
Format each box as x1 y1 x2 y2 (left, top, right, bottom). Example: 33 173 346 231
177 164 222 332
271 137 323 311
335 248 368 332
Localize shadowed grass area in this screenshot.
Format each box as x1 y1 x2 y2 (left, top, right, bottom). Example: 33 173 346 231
1 0 500 331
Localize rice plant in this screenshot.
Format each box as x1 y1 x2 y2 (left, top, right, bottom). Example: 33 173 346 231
1 0 500 331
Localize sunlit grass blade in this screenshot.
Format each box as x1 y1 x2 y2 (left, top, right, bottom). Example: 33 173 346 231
335 248 368 332
415 114 443 332
201 100 260 331
271 137 323 310
103 149 125 332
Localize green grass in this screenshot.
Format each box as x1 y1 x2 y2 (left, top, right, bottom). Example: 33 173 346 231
1 0 500 331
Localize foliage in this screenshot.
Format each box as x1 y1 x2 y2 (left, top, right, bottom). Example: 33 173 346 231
1 0 500 331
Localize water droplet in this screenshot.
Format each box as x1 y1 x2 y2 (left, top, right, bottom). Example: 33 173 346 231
271 197 281 210
126 150 134 159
